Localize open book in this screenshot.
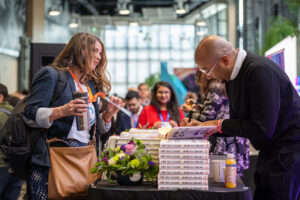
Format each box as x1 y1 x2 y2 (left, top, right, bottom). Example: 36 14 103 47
166 126 217 139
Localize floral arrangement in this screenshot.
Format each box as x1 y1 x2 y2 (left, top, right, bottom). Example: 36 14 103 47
91 138 159 182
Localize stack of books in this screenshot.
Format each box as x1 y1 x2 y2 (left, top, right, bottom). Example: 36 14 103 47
158 139 210 190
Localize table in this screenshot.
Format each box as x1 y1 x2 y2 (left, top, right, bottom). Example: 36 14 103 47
88 177 252 200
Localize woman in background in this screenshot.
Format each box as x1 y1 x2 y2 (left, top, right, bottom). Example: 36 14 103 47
138 81 185 129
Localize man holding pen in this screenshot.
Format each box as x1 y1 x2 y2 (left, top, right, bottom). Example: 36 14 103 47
181 35 300 200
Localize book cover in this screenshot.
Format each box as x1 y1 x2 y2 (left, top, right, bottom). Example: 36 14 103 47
166 126 216 139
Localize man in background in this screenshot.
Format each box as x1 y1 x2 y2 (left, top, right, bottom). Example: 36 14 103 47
117 91 143 134
0 83 22 200
138 83 150 106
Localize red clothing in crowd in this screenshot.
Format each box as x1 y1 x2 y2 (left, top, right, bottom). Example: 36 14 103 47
138 105 185 128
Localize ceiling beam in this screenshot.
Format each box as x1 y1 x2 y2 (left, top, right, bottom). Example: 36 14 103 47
77 0 99 15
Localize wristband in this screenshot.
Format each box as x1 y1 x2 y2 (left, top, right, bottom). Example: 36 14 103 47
217 119 224 133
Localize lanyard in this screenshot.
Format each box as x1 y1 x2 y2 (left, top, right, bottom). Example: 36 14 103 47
69 69 93 103
158 110 169 122
131 114 138 128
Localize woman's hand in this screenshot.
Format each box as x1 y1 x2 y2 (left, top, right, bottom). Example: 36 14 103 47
181 103 193 113
180 118 189 126
181 98 196 113
50 99 88 122
169 120 178 127
153 121 162 129
103 96 122 123
106 96 122 115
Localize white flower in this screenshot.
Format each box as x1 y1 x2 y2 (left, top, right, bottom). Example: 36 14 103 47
108 157 117 165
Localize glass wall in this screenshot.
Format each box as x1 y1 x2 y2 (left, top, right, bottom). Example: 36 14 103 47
102 24 195 97
196 3 228 43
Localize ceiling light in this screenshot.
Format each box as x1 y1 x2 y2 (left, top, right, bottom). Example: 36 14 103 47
69 22 78 28
196 20 206 27
119 9 130 15
48 2 61 16
196 31 206 36
69 17 79 28
49 10 60 16
118 1 131 15
129 22 139 26
176 9 186 14
175 0 187 15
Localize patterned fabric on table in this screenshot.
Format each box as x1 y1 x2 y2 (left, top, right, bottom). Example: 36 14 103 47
192 79 250 177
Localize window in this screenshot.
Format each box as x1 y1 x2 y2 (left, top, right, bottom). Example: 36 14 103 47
102 24 196 97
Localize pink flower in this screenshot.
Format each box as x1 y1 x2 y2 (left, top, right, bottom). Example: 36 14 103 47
128 140 134 145
125 144 136 155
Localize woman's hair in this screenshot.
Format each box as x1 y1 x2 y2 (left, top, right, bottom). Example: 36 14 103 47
195 69 209 101
150 81 181 124
51 32 111 93
195 69 227 102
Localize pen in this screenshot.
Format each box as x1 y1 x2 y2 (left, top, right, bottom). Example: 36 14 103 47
188 110 194 123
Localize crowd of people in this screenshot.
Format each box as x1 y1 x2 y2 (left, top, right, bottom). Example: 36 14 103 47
0 32 299 200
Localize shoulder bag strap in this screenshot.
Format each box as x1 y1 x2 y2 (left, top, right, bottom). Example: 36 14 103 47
0 108 11 115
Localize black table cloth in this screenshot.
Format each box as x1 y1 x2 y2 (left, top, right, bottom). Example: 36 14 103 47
88 177 252 200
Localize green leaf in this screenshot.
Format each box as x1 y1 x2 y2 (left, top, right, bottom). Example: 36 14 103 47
90 167 97 174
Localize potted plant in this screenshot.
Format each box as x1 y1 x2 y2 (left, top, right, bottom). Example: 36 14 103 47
91 138 159 185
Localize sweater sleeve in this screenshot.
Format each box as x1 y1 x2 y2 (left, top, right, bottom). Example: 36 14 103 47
222 65 281 147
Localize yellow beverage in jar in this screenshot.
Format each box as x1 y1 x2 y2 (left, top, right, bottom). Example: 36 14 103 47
225 153 237 188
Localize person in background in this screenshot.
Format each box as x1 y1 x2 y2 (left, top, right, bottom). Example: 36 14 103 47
183 35 300 200
23 32 121 200
181 71 249 177
138 83 150 106
9 91 25 100
7 96 21 107
117 91 143 134
127 87 138 93
139 81 185 129
184 91 198 103
0 83 23 200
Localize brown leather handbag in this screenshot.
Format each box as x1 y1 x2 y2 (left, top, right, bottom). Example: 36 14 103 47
47 138 100 200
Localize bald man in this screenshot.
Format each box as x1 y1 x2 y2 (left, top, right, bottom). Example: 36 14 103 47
183 35 300 200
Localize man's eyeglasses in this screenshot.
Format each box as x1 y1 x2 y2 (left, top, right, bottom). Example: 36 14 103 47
197 62 217 76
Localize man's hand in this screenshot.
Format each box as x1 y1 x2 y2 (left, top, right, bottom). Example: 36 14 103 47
180 118 202 126
181 119 219 139
200 120 219 138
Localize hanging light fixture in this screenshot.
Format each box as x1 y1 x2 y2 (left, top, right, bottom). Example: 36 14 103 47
69 14 79 28
175 0 187 15
129 21 139 26
195 20 206 27
118 0 131 15
48 1 61 16
69 19 78 28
